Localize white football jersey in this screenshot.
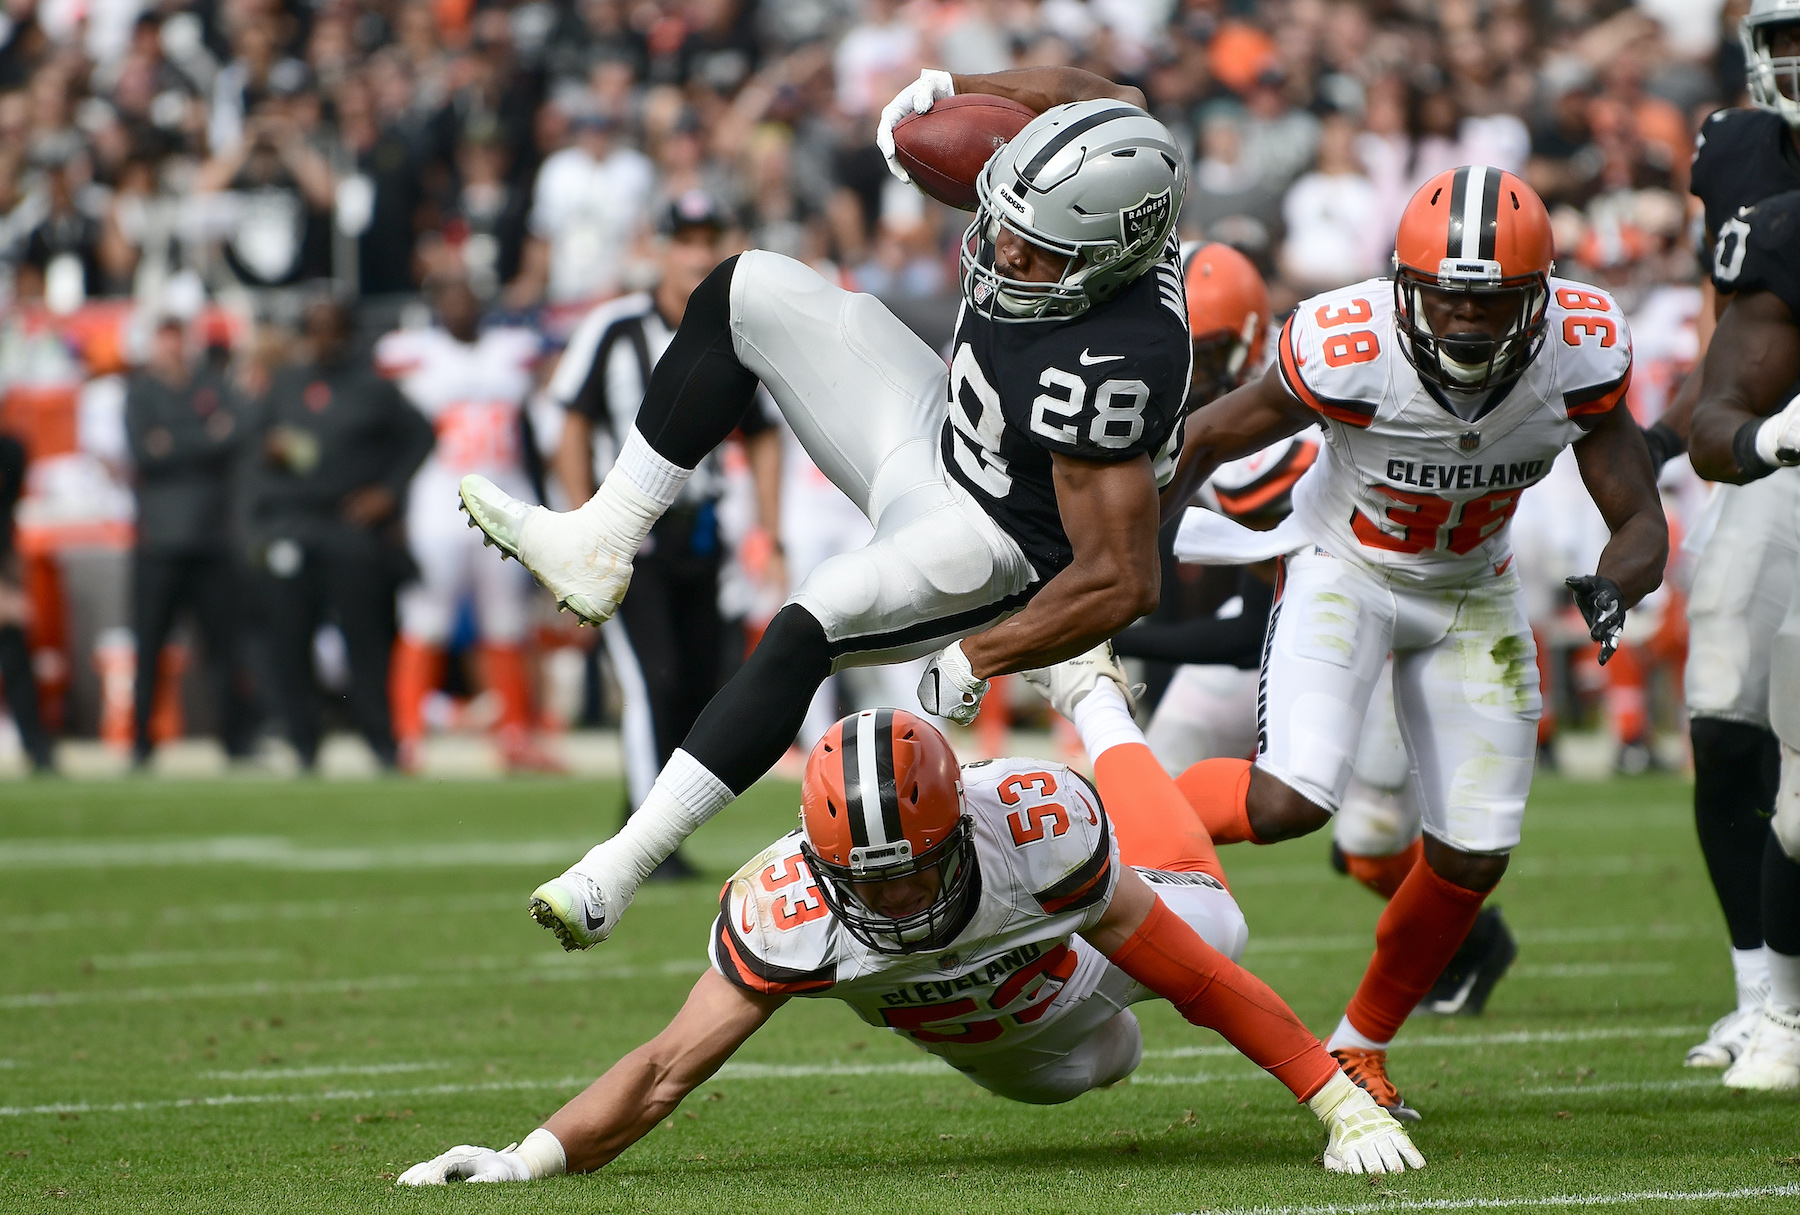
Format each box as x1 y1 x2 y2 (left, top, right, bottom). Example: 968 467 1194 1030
376 327 542 477
1277 278 1631 588
709 756 1127 1060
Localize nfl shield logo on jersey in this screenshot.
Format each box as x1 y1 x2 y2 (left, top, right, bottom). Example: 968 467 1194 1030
1459 431 1481 453
1121 189 1172 250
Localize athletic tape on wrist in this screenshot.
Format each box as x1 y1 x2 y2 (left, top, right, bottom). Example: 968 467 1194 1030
513 1128 566 1179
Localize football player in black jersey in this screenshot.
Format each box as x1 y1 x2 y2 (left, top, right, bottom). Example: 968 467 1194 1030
458 67 1193 953
1689 186 1800 1092
1635 0 1800 1069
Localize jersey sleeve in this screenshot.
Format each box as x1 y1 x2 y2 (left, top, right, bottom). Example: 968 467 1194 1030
969 761 1118 925
1017 319 1187 463
373 330 426 381
1689 107 1736 211
1277 286 1388 428
1734 190 1800 319
1547 280 1634 428
709 835 839 996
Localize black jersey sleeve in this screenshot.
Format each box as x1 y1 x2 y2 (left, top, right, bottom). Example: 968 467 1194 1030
1734 189 1800 317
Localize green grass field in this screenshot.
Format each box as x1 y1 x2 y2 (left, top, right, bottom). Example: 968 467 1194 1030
2 771 1797 1214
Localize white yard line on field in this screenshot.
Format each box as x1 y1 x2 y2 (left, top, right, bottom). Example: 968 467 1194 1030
0 837 596 871
87 949 291 970
0 958 709 1010
198 1062 452 1080
1142 1023 1706 1060
1511 962 1675 979
1178 1184 1800 1214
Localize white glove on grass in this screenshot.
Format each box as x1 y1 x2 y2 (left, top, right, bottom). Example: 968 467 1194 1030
1308 1072 1426 1174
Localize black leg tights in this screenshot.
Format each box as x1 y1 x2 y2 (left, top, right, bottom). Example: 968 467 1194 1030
631 255 763 469
679 604 833 794
1692 718 1778 950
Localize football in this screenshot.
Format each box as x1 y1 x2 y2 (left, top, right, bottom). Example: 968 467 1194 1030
892 94 1036 210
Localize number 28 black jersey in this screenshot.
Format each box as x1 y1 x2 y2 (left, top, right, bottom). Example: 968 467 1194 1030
1691 107 1800 291
939 248 1191 577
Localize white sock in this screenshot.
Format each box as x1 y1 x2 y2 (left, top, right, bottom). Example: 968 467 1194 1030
572 749 733 910
1070 680 1143 761
572 427 692 547
1767 948 1800 1013
1733 945 1771 1010
1326 1014 1391 1053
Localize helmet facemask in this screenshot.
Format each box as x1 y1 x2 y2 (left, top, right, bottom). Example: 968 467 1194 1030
1393 261 1548 394
1744 14 1800 127
960 206 1103 323
801 816 979 955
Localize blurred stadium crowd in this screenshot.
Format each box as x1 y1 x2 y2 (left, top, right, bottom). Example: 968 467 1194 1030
0 0 1741 775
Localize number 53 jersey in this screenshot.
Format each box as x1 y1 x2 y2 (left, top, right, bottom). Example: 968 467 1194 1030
1278 278 1632 589
710 756 1191 1067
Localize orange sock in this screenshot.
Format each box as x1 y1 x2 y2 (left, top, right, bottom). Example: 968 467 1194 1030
1094 743 1228 887
1604 642 1648 745
480 643 532 732
1342 837 1423 900
389 639 444 744
1109 898 1339 1101
1175 758 1261 844
1344 860 1489 1043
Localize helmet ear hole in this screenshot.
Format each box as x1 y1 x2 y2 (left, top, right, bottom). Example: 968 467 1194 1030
827 800 839 818
1511 192 1520 210
908 783 919 805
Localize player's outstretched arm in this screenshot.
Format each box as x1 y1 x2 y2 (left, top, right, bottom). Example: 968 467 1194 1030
1690 289 1800 482
1160 365 1314 525
955 452 1161 684
1085 869 1425 1173
1572 391 1668 613
398 971 784 1185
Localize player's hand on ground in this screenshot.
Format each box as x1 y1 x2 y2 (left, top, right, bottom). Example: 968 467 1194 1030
396 1143 531 1186
1565 574 1625 664
918 640 989 725
1309 1072 1426 1175
876 69 954 184
1754 391 1800 467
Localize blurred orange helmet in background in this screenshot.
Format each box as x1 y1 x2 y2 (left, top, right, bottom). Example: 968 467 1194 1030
1182 241 1271 402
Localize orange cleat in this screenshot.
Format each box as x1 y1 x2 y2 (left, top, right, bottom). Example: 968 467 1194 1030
1329 1047 1421 1123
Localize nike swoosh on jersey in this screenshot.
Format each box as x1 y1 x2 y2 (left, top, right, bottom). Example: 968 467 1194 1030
1078 349 1125 365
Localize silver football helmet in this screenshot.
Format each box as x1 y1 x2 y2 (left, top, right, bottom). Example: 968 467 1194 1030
961 99 1186 323
1745 0 1800 127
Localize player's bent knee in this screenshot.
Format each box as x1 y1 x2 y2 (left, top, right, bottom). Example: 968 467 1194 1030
686 254 740 333
1421 835 1509 892
1245 768 1333 842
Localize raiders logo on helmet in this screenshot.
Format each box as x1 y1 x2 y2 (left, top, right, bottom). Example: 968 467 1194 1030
1122 190 1173 251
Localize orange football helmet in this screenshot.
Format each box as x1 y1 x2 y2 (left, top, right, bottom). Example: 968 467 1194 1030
799 709 976 954
1392 165 1554 392
1183 241 1271 403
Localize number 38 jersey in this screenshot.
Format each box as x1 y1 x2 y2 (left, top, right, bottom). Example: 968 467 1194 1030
941 249 1191 577
709 756 1124 1060
1277 278 1632 589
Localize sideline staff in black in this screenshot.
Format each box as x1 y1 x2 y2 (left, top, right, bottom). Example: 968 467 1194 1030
245 299 433 770
126 315 259 764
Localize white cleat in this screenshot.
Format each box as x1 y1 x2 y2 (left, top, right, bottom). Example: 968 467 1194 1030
1685 1004 1762 1068
1020 641 1136 720
528 870 619 952
1309 1072 1426 1174
460 474 635 625
1722 1003 1800 1091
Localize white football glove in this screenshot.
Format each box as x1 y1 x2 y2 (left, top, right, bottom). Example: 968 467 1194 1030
918 640 989 726
1755 391 1800 467
1308 1072 1426 1175
876 68 955 185
396 1144 532 1186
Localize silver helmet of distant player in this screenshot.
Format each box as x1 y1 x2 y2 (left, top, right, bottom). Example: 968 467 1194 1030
1745 0 1800 126
962 100 1186 322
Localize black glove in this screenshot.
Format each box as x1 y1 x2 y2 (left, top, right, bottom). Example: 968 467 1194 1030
1565 574 1625 665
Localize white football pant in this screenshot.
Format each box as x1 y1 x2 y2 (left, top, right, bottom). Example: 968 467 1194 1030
400 467 534 644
